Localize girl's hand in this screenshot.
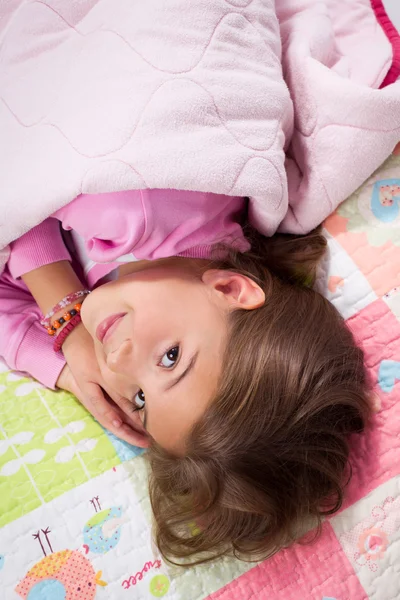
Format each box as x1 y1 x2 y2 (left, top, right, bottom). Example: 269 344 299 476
56 324 149 448
21 260 147 446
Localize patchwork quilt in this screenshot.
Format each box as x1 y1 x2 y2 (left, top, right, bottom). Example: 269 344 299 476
1 147 400 599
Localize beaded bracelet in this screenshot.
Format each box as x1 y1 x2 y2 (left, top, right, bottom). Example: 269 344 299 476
53 314 82 353
40 290 90 328
46 303 82 336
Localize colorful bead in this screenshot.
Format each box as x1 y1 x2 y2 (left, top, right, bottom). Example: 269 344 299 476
40 290 90 328
46 305 84 335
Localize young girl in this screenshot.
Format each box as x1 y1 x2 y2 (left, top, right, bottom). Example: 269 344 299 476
0 188 371 564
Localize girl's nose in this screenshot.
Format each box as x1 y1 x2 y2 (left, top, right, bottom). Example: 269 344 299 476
106 339 133 373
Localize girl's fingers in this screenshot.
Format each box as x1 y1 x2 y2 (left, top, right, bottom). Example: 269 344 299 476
118 423 150 448
81 382 150 447
82 382 123 428
102 389 150 447
107 392 145 429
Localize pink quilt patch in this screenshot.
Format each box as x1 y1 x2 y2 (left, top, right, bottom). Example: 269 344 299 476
206 523 368 600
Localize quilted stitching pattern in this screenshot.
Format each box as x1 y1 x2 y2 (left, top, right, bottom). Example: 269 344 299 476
1 0 399 260
0 0 291 246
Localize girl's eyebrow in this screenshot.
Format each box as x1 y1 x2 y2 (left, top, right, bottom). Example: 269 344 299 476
165 353 198 392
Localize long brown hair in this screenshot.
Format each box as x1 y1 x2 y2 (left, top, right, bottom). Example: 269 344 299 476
148 229 371 565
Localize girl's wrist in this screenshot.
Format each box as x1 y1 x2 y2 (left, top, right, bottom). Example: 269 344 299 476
61 321 86 351
50 301 83 326
53 314 83 353
22 260 85 315
45 302 83 337
41 290 90 329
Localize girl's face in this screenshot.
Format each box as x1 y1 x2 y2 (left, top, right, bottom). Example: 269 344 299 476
81 259 265 452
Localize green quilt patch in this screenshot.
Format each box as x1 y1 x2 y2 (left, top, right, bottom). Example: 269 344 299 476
0 373 123 527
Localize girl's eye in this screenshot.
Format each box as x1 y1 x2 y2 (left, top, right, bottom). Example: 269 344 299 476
160 346 179 368
134 389 145 410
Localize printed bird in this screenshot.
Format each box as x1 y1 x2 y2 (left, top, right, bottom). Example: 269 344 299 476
15 548 106 599
83 505 128 554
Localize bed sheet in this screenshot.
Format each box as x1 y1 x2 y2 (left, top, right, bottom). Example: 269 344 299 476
1 147 400 599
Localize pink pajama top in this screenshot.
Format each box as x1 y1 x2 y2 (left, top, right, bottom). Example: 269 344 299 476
0 189 247 388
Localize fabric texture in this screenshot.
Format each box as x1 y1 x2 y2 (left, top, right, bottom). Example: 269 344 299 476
8 218 72 280
0 0 400 273
0 268 67 388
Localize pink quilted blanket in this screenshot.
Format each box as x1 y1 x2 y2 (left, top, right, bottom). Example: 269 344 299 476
1 0 400 267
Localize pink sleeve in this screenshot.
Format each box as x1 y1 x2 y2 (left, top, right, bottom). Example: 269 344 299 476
54 191 146 262
8 218 71 279
0 270 66 389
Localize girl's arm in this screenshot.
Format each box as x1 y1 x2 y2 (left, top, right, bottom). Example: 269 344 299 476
21 259 149 447
0 219 75 388
22 260 83 315
6 218 148 446
0 270 66 388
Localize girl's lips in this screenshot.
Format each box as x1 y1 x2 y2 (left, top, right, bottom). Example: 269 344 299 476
96 313 126 344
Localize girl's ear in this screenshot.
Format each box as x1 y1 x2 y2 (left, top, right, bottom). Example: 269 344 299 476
202 270 265 310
